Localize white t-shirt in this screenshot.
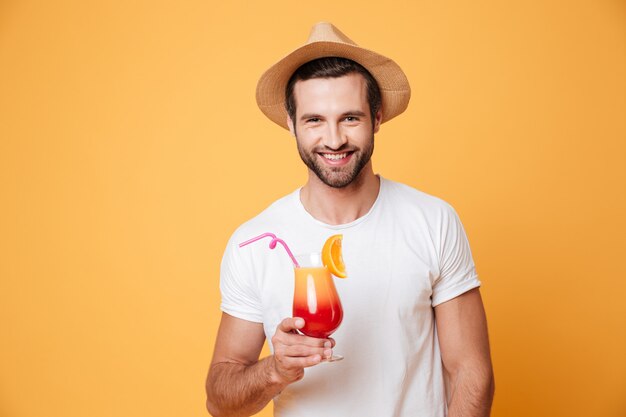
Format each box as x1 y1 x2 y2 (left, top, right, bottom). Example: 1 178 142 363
220 177 481 417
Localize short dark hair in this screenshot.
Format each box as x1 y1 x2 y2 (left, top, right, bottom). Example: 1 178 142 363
285 57 382 127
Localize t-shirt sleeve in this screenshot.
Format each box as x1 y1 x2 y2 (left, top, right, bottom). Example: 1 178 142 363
219 241 264 323
431 203 481 306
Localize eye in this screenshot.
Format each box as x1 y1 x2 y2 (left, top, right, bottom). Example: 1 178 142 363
344 116 359 122
306 117 321 123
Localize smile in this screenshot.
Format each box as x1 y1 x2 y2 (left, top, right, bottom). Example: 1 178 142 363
321 152 349 160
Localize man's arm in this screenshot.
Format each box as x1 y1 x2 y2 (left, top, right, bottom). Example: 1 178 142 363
205 313 332 417
434 288 495 417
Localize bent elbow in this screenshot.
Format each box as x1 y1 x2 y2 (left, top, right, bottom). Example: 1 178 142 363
206 398 222 417
206 394 244 417
205 381 226 417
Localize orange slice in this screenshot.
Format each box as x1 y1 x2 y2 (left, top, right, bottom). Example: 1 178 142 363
322 234 347 278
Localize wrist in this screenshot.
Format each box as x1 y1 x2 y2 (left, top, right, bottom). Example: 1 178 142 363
264 355 290 389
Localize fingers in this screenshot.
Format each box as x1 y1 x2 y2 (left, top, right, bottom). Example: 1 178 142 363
276 318 333 347
271 334 332 361
277 317 304 333
276 343 331 360
270 317 335 384
274 345 333 367
295 353 327 367
275 350 324 368
328 337 336 348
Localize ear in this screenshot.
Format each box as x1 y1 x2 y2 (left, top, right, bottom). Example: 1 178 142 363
287 116 296 138
373 109 383 133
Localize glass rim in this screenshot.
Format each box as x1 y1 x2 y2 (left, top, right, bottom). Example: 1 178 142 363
293 252 323 268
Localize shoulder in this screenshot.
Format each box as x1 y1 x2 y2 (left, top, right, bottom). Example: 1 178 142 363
382 178 456 219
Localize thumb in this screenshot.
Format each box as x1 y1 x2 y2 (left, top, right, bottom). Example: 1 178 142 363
277 317 305 333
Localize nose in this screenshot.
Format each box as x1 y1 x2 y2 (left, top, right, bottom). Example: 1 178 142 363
322 123 347 151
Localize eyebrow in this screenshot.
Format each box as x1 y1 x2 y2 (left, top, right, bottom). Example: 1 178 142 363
343 111 367 117
299 113 323 121
299 110 368 121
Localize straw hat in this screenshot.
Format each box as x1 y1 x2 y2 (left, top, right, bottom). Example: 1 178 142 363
256 22 411 130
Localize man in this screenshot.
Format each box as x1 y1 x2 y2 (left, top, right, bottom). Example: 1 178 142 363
206 22 494 417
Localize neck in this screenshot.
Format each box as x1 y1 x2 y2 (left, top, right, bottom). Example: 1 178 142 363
300 163 380 225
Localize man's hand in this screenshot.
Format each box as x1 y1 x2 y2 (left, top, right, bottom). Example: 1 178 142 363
206 314 334 417
269 317 334 385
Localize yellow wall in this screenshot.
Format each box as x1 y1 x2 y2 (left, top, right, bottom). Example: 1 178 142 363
1 1 624 416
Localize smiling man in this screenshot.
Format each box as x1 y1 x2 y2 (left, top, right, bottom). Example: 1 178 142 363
289 66 378 190
205 23 494 417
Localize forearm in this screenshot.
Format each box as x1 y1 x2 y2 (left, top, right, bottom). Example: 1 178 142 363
447 365 495 417
205 356 286 417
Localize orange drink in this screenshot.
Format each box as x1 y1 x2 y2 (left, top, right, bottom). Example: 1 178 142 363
238 233 346 359
293 264 343 338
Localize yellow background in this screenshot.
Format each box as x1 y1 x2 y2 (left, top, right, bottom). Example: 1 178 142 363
1 1 625 416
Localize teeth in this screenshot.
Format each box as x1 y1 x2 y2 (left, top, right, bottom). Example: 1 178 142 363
322 153 348 160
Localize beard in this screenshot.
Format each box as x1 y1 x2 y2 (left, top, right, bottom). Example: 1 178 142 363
296 135 375 189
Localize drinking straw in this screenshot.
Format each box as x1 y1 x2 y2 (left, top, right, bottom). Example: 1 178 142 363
239 232 300 268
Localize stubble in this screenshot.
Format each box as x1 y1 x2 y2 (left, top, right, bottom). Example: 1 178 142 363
296 136 375 188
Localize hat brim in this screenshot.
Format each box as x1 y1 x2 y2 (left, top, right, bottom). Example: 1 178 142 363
256 41 411 130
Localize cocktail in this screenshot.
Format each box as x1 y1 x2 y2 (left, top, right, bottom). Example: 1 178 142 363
293 235 346 361
239 233 347 361
293 253 343 338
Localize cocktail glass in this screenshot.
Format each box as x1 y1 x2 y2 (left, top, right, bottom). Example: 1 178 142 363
293 252 344 362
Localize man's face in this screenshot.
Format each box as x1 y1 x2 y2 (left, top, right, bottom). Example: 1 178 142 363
288 73 382 189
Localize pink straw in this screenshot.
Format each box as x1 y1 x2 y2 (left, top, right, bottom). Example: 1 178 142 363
239 232 300 268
